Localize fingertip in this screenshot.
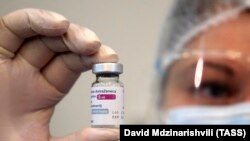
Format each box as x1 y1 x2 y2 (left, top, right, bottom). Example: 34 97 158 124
83 27 101 43
80 45 118 72
100 45 119 62
83 40 102 55
82 28 102 56
63 24 101 55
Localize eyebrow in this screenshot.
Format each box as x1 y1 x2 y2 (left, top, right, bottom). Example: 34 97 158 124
196 61 235 76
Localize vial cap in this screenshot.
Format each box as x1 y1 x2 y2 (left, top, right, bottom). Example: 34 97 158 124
92 63 123 74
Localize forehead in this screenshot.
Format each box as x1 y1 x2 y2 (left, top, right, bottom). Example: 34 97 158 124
187 13 250 52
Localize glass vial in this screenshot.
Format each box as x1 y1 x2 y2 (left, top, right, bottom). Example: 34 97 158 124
91 63 124 128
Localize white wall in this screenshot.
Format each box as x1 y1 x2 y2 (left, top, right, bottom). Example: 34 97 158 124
0 0 170 136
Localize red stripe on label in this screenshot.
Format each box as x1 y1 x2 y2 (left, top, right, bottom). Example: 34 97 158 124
97 94 116 100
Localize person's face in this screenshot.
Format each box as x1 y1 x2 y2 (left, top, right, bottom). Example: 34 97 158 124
162 13 250 110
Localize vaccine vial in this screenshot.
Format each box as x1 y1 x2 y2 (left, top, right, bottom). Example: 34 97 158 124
91 63 124 128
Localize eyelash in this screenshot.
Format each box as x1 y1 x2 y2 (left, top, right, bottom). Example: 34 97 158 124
190 81 235 98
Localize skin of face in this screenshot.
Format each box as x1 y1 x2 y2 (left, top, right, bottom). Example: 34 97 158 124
162 13 250 110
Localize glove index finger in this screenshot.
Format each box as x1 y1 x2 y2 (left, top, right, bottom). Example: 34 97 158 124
0 8 69 53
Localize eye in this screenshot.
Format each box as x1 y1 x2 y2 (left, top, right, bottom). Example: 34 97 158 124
193 82 231 98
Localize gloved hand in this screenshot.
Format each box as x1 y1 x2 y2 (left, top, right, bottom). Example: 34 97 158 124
0 8 119 141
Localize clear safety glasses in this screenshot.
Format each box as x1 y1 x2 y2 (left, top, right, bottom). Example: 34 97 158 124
162 49 250 105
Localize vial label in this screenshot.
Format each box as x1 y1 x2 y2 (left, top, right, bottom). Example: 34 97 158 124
91 86 124 126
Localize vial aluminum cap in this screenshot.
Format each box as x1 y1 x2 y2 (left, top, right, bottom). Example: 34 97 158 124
92 63 123 74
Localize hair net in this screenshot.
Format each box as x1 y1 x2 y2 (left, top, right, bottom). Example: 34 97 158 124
156 0 250 76
150 0 250 111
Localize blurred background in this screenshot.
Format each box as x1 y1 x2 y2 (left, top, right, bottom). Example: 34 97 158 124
0 0 171 137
